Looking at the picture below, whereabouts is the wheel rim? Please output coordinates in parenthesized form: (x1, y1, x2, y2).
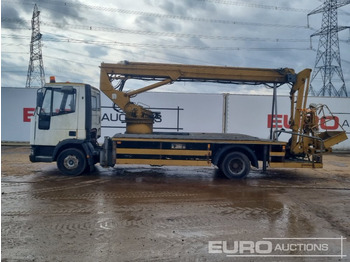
(228, 158, 245, 175)
(63, 155, 79, 170)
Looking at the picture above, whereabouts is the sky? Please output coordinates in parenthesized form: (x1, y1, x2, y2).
(1, 0, 350, 95)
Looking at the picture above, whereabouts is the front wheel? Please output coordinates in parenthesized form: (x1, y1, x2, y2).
(220, 152, 251, 179)
(57, 148, 87, 176)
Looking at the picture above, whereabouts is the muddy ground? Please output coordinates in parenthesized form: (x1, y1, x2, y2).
(1, 146, 350, 261)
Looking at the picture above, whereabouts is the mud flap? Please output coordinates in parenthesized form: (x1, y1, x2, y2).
(100, 137, 116, 167)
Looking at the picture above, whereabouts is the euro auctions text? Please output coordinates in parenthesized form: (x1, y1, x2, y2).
(208, 237, 347, 258)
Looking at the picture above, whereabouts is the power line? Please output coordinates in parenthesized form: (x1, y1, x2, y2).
(2, 51, 28, 54)
(2, 0, 314, 14)
(2, 0, 314, 30)
(5, 19, 349, 45)
(43, 37, 312, 51)
(38, 22, 311, 42)
(2, 15, 312, 31)
(3, 33, 311, 51)
(44, 55, 97, 67)
(1, 32, 312, 45)
(3, 34, 314, 52)
(196, 0, 312, 13)
(1, 33, 316, 52)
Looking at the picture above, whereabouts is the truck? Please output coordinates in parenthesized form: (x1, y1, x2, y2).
(29, 62, 348, 178)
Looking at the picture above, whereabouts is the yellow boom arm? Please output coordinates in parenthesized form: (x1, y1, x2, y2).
(100, 61, 347, 157)
(100, 61, 297, 133)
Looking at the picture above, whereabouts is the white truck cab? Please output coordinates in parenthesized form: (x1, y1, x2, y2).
(30, 79, 102, 175)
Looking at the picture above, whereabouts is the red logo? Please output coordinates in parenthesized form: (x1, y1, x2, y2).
(320, 116, 339, 130)
(23, 108, 35, 122)
(267, 114, 290, 129)
(268, 114, 340, 130)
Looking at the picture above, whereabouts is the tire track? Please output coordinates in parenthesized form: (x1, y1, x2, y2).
(1, 179, 108, 197)
(34, 191, 198, 200)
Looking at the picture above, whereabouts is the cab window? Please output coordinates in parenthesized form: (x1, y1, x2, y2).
(52, 89, 76, 115)
(40, 87, 76, 116)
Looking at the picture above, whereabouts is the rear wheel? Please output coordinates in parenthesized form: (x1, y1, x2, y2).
(220, 152, 250, 179)
(57, 148, 86, 176)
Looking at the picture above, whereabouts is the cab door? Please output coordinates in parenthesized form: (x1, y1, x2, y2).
(31, 86, 80, 146)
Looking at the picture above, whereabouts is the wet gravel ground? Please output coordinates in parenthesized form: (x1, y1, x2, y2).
(1, 146, 350, 261)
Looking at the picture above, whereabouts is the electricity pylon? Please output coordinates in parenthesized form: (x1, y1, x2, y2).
(308, 0, 350, 97)
(25, 4, 45, 88)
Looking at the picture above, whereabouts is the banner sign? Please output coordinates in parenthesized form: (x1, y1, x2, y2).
(2, 87, 349, 150)
(99, 92, 223, 138)
(226, 95, 349, 150)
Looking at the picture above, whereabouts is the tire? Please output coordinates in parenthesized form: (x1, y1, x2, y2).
(57, 148, 87, 176)
(220, 152, 251, 179)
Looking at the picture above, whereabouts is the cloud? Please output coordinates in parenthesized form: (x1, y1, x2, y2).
(36, 1, 86, 24)
(1, 5, 27, 29)
(1, 0, 349, 95)
(84, 45, 108, 57)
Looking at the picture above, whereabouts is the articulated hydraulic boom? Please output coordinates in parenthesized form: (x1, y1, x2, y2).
(100, 61, 347, 159)
(100, 61, 297, 132)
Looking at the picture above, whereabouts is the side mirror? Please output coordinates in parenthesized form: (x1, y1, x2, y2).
(36, 89, 44, 107)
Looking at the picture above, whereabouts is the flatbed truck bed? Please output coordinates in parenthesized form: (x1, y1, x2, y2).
(111, 132, 314, 175)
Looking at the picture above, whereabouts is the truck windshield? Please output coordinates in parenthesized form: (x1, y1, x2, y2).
(40, 87, 76, 116)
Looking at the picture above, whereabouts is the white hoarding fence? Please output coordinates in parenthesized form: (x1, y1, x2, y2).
(2, 87, 349, 150)
(225, 95, 349, 150)
(1, 87, 37, 142)
(100, 92, 223, 138)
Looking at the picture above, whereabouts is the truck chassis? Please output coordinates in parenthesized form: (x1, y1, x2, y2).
(107, 132, 320, 179)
